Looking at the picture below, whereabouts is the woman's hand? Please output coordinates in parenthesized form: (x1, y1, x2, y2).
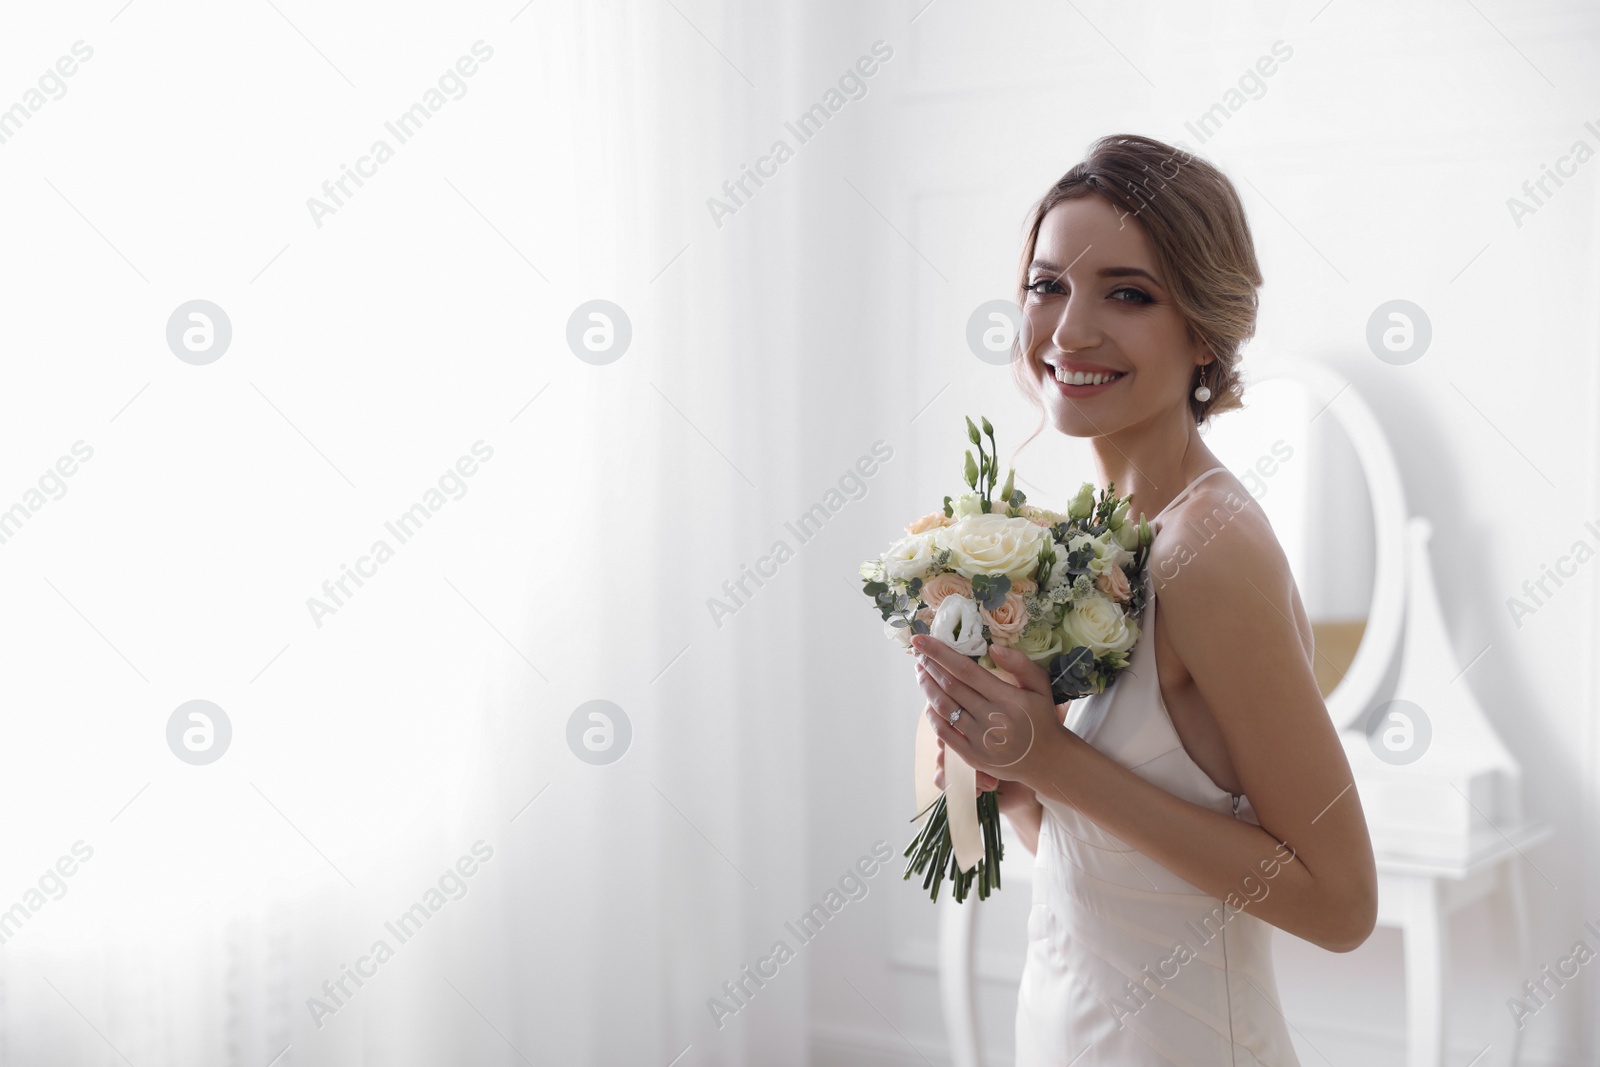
(932, 729, 1038, 816)
(913, 635, 1075, 796)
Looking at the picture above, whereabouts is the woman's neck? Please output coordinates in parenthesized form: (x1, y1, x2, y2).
(1089, 423, 1218, 525)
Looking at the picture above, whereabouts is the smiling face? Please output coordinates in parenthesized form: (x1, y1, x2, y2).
(1019, 194, 1213, 438)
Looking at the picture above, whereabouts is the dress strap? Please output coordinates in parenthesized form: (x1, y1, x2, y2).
(1148, 465, 1230, 523)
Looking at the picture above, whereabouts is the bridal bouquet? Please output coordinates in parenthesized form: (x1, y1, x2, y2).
(858, 415, 1153, 902)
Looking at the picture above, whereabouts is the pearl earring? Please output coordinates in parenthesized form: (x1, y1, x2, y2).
(1193, 365, 1212, 403)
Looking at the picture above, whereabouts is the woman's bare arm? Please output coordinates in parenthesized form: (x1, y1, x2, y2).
(1028, 515, 1377, 952)
(917, 509, 1377, 951)
(1003, 793, 1044, 855)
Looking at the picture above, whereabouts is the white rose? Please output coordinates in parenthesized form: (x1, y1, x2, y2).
(1016, 619, 1064, 665)
(936, 513, 1049, 582)
(882, 533, 938, 582)
(1060, 594, 1139, 657)
(928, 594, 988, 657)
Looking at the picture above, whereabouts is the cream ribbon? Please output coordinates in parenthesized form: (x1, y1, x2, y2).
(913, 662, 1020, 874)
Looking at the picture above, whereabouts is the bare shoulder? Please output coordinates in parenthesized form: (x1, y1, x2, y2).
(1148, 474, 1278, 579)
(1148, 472, 1313, 667)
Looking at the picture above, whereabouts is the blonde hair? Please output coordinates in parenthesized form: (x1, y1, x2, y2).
(1010, 133, 1262, 437)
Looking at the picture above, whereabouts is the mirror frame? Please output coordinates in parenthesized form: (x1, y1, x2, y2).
(1244, 359, 1407, 731)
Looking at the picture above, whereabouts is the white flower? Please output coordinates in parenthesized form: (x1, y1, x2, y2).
(882, 533, 939, 582)
(1016, 619, 1064, 665)
(950, 491, 988, 519)
(1067, 531, 1134, 577)
(1111, 518, 1141, 551)
(1099, 535, 1135, 573)
(928, 594, 988, 657)
(935, 513, 1050, 582)
(1060, 593, 1139, 658)
(1043, 547, 1073, 589)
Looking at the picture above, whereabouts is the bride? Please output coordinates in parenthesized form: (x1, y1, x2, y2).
(915, 133, 1377, 1065)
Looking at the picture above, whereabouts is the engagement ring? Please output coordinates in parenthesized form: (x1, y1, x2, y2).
(948, 707, 963, 725)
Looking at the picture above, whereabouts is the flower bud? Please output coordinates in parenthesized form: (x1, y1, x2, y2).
(1068, 483, 1095, 520)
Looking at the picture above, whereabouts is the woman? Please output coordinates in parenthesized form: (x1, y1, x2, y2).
(916, 133, 1377, 1065)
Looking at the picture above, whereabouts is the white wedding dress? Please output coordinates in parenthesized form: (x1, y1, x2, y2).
(1014, 466, 1302, 1066)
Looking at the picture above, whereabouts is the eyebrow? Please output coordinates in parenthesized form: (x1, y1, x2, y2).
(1028, 261, 1162, 286)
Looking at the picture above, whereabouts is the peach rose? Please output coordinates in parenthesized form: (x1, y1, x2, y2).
(1095, 566, 1133, 604)
(919, 572, 973, 609)
(1010, 576, 1037, 597)
(979, 590, 1030, 644)
(1017, 505, 1059, 529)
(905, 510, 952, 535)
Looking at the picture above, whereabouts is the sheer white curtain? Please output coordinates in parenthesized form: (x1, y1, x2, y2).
(0, 1, 811, 1064)
(473, 2, 811, 1064)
